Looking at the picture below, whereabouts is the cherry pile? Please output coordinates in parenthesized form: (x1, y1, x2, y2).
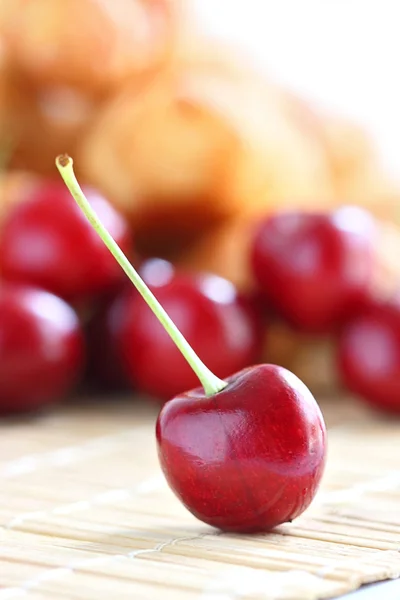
(0, 177, 399, 416)
(252, 207, 400, 414)
(0, 177, 262, 414)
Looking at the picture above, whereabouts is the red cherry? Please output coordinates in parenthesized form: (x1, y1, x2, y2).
(251, 207, 376, 332)
(337, 297, 400, 413)
(56, 155, 327, 532)
(111, 258, 263, 401)
(156, 363, 327, 532)
(0, 284, 85, 414)
(0, 179, 132, 303)
(84, 289, 129, 393)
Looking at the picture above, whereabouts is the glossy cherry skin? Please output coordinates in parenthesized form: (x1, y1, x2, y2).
(251, 207, 376, 332)
(0, 284, 85, 414)
(0, 179, 132, 303)
(110, 258, 263, 401)
(337, 297, 400, 413)
(156, 363, 327, 532)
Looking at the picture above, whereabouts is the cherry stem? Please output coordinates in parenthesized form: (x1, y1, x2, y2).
(56, 155, 228, 397)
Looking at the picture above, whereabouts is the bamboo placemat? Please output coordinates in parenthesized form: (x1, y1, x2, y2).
(0, 395, 399, 600)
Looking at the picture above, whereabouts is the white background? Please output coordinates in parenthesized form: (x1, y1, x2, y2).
(192, 0, 400, 180)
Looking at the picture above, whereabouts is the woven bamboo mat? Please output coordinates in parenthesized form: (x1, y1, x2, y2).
(0, 395, 399, 600)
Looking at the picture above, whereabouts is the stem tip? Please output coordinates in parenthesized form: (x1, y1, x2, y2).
(56, 154, 72, 169)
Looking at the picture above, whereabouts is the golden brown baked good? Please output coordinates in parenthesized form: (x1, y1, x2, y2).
(174, 216, 258, 292)
(78, 52, 244, 229)
(79, 46, 335, 246)
(0, 169, 40, 226)
(264, 321, 338, 393)
(0, 0, 183, 175)
(302, 108, 400, 219)
(281, 91, 400, 216)
(0, 37, 8, 142)
(0, 0, 177, 95)
(1, 67, 98, 176)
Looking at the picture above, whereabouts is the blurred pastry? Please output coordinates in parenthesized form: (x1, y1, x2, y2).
(300, 106, 400, 219)
(264, 321, 338, 393)
(0, 169, 40, 226)
(1, 68, 98, 176)
(175, 216, 257, 292)
(79, 45, 335, 247)
(0, 36, 8, 144)
(0, 0, 177, 95)
(282, 91, 400, 216)
(322, 115, 400, 219)
(79, 51, 241, 229)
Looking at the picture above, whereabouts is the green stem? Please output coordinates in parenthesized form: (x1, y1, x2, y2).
(56, 155, 227, 397)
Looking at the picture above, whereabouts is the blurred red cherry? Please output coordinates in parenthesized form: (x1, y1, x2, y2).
(110, 258, 263, 401)
(84, 288, 129, 393)
(251, 207, 376, 332)
(0, 179, 133, 303)
(337, 295, 400, 413)
(0, 283, 85, 414)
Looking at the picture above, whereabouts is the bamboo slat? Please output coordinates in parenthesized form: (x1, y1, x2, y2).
(0, 395, 399, 600)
